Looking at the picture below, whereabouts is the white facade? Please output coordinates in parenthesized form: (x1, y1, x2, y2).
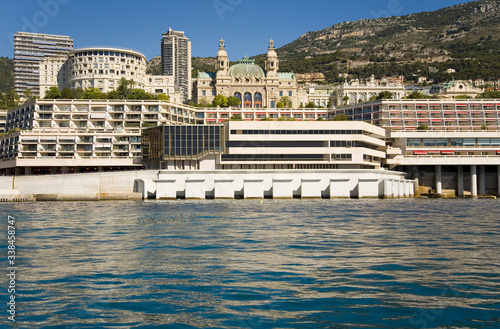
(333, 77, 406, 106)
(38, 47, 178, 100)
(161, 29, 192, 102)
(14, 32, 73, 98)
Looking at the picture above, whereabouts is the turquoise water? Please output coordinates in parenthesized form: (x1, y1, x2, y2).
(1, 199, 499, 328)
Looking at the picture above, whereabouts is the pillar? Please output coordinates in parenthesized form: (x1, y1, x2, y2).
(62, 167, 69, 174)
(25, 167, 32, 176)
(14, 168, 21, 176)
(478, 166, 486, 196)
(435, 165, 442, 194)
(74, 167, 80, 174)
(412, 165, 419, 180)
(457, 166, 464, 197)
(471, 165, 477, 197)
(497, 166, 500, 196)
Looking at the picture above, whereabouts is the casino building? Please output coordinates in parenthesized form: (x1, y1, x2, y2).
(193, 39, 299, 108)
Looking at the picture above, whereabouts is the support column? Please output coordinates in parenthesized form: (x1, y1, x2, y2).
(498, 165, 500, 196)
(435, 165, 442, 194)
(25, 167, 32, 176)
(412, 165, 419, 180)
(457, 166, 464, 197)
(62, 167, 69, 174)
(478, 166, 486, 196)
(74, 167, 80, 174)
(471, 165, 477, 197)
(14, 168, 21, 176)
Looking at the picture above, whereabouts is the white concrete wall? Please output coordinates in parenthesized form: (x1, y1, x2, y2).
(1, 170, 158, 200)
(156, 169, 412, 199)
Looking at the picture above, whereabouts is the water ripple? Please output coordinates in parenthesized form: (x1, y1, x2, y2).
(0, 199, 499, 328)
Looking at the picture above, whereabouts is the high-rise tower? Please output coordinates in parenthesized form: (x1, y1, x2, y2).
(161, 28, 192, 103)
(14, 32, 73, 98)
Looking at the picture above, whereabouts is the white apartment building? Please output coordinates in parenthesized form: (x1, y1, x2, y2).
(142, 121, 386, 170)
(0, 99, 202, 175)
(14, 32, 73, 98)
(332, 77, 406, 106)
(332, 99, 500, 196)
(161, 29, 192, 103)
(38, 47, 178, 101)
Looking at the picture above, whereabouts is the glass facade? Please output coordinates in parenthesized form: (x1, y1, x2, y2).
(163, 125, 224, 158)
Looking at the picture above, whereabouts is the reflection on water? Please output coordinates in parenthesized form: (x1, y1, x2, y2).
(1, 199, 499, 328)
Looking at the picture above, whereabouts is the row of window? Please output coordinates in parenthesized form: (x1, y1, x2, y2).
(230, 129, 364, 135)
(407, 138, 500, 147)
(221, 154, 325, 161)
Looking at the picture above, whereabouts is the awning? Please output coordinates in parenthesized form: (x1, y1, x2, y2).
(413, 151, 427, 155)
(427, 150, 440, 154)
(497, 151, 500, 155)
(441, 150, 455, 154)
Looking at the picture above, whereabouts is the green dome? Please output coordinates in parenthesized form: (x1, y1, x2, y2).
(228, 55, 265, 77)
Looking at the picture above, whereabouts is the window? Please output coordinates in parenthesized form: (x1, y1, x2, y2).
(407, 139, 421, 147)
(463, 139, 476, 147)
(279, 91, 283, 97)
(288, 91, 292, 97)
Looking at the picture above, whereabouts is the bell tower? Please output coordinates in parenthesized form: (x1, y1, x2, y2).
(265, 39, 278, 77)
(217, 38, 229, 76)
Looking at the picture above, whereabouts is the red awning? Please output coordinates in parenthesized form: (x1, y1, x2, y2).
(444, 111, 455, 114)
(431, 119, 443, 121)
(427, 150, 440, 154)
(441, 150, 455, 154)
(497, 150, 500, 155)
(413, 151, 427, 155)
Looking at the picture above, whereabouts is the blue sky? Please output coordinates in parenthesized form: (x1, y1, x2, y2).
(1, 0, 473, 60)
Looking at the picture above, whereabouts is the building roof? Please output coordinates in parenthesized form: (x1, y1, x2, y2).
(198, 71, 216, 79)
(278, 72, 295, 80)
(228, 55, 265, 77)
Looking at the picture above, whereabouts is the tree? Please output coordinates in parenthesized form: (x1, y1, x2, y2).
(476, 91, 500, 99)
(280, 96, 292, 108)
(332, 113, 348, 121)
(276, 101, 284, 108)
(227, 96, 240, 107)
(156, 93, 170, 101)
(24, 88, 33, 102)
(305, 101, 316, 108)
(107, 90, 120, 99)
(375, 91, 394, 100)
(44, 86, 61, 99)
(228, 114, 243, 121)
(212, 94, 228, 107)
(6, 90, 20, 108)
(61, 88, 72, 99)
(342, 95, 350, 105)
(71, 88, 85, 99)
(128, 89, 153, 100)
(0, 92, 6, 109)
(83, 87, 105, 99)
(406, 91, 427, 99)
(116, 77, 134, 99)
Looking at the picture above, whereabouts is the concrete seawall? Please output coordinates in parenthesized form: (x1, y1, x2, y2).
(0, 170, 159, 201)
(139, 169, 415, 200)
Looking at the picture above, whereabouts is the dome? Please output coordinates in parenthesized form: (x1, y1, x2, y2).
(228, 55, 265, 77)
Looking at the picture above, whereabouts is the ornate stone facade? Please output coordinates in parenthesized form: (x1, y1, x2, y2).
(193, 39, 298, 108)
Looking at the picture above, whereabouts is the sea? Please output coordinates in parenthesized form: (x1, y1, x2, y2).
(1, 199, 499, 328)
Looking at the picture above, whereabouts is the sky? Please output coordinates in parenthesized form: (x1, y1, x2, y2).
(0, 0, 474, 61)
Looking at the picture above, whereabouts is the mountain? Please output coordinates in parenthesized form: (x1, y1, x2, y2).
(272, 0, 500, 83)
(0, 57, 14, 93)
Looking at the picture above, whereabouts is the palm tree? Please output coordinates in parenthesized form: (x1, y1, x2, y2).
(24, 88, 33, 102)
(6, 90, 20, 108)
(117, 78, 135, 99)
